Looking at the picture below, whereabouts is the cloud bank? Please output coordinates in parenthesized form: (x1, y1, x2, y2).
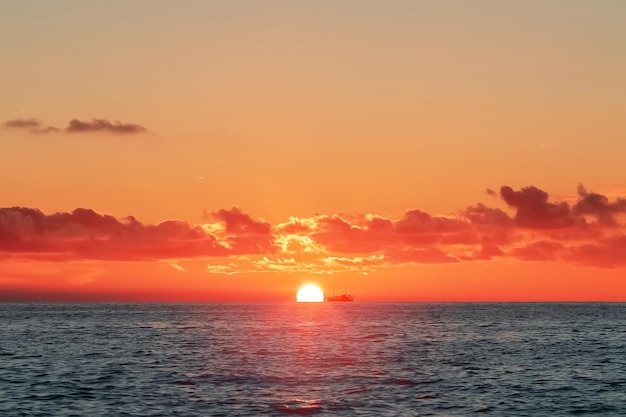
(3, 118, 147, 135)
(1, 185, 625, 272)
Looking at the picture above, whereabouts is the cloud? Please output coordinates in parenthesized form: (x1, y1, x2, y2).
(2, 118, 147, 135)
(65, 119, 147, 134)
(312, 215, 388, 253)
(509, 240, 564, 261)
(500, 185, 581, 229)
(308, 210, 477, 255)
(573, 184, 626, 226)
(0, 206, 270, 261)
(564, 235, 626, 268)
(384, 247, 460, 264)
(463, 204, 513, 228)
(213, 206, 271, 235)
(1, 184, 625, 270)
(206, 254, 385, 275)
(395, 209, 470, 235)
(3, 119, 43, 129)
(211, 207, 276, 254)
(468, 244, 505, 260)
(167, 262, 186, 272)
(2, 118, 60, 134)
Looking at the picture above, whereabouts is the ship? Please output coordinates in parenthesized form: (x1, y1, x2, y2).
(326, 287, 354, 302)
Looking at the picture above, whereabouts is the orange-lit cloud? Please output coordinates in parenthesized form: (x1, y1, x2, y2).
(565, 235, 626, 268)
(1, 185, 625, 273)
(0, 207, 228, 261)
(2, 118, 147, 134)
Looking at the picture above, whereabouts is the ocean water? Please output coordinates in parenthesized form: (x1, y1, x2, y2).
(1, 303, 625, 416)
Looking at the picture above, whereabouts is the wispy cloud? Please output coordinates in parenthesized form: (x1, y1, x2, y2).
(65, 119, 147, 134)
(2, 118, 60, 134)
(3, 118, 148, 135)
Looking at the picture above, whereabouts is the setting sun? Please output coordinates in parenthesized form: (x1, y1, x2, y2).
(296, 285, 324, 302)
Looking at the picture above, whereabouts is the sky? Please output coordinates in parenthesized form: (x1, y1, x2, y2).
(1, 1, 625, 301)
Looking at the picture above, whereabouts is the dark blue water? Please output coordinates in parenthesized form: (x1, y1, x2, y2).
(1, 303, 625, 416)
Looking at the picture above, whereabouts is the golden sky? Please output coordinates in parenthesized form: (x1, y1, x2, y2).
(1, 1, 625, 301)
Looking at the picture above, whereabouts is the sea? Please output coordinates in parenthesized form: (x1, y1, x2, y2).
(1, 303, 625, 416)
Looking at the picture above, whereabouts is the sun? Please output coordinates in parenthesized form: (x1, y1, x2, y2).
(296, 284, 324, 302)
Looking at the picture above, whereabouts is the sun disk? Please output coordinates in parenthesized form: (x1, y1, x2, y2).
(296, 284, 324, 302)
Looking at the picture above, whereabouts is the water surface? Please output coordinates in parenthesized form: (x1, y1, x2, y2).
(1, 303, 625, 416)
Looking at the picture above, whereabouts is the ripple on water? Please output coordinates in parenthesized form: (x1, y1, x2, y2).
(273, 399, 324, 415)
(1, 303, 626, 416)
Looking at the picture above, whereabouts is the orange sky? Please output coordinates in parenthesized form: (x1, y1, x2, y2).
(1, 1, 625, 301)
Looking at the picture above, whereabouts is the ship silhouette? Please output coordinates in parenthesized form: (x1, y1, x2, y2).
(326, 286, 354, 302)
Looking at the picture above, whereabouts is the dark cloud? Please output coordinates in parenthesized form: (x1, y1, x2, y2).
(2, 118, 147, 135)
(0, 207, 262, 261)
(213, 207, 271, 235)
(500, 185, 581, 229)
(3, 119, 42, 129)
(212, 207, 276, 254)
(395, 209, 469, 234)
(463, 204, 513, 227)
(65, 119, 147, 134)
(573, 184, 626, 226)
(2, 119, 59, 134)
